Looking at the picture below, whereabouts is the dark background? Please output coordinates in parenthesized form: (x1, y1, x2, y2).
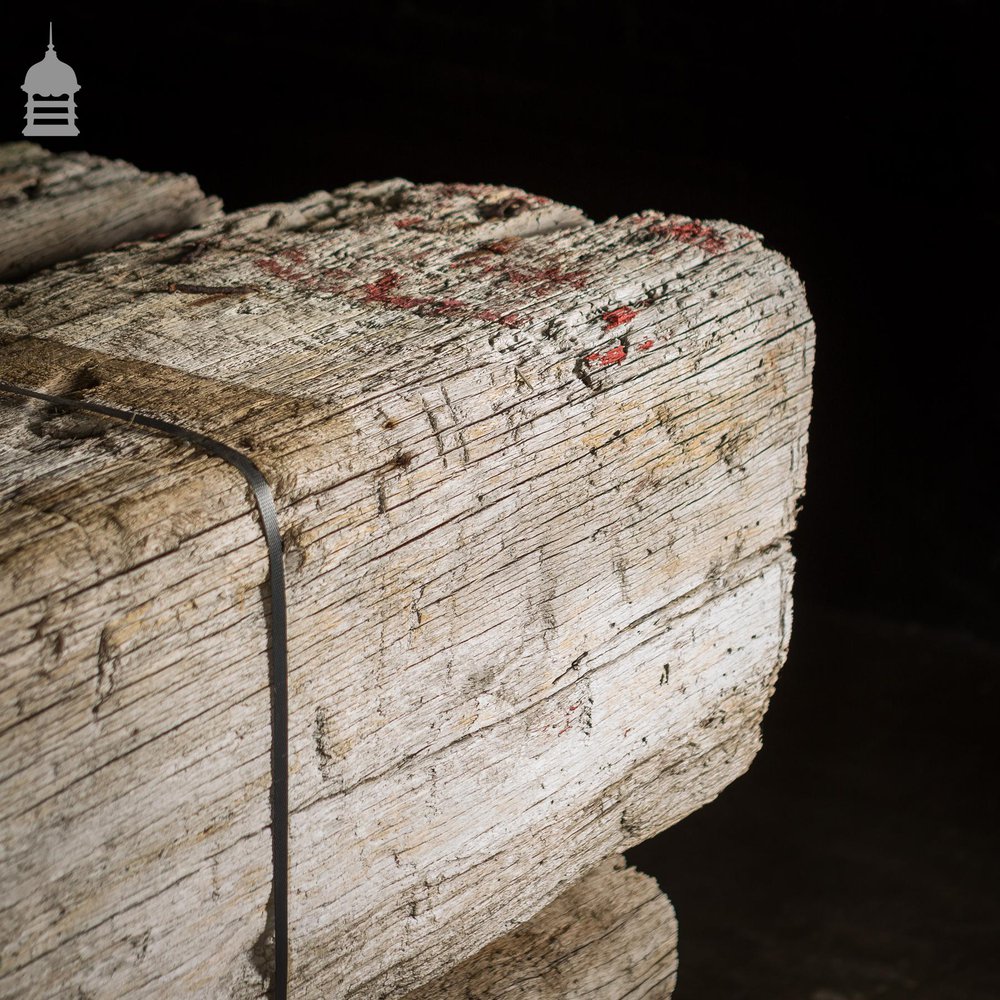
(3, 2, 996, 996)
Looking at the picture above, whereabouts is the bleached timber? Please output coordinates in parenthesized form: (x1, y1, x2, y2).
(0, 175, 814, 998)
(0, 142, 221, 282)
(405, 856, 677, 1000)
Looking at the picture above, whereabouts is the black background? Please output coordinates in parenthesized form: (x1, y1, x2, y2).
(3, 2, 997, 997)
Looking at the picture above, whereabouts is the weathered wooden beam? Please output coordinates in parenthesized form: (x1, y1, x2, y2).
(0, 177, 814, 998)
(0, 142, 221, 282)
(405, 856, 677, 1000)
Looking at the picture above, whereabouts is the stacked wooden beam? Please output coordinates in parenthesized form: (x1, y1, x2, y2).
(0, 146, 814, 998)
(405, 856, 677, 1000)
(0, 142, 221, 281)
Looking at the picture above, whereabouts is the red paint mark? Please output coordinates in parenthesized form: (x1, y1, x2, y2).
(602, 306, 639, 330)
(359, 270, 524, 328)
(475, 308, 525, 328)
(503, 263, 589, 296)
(636, 339, 654, 351)
(394, 216, 424, 229)
(586, 344, 627, 367)
(451, 236, 524, 267)
(431, 298, 466, 315)
(363, 272, 467, 315)
(555, 700, 583, 736)
(256, 257, 303, 281)
(258, 249, 528, 331)
(255, 247, 307, 278)
(736, 229, 755, 240)
(254, 247, 350, 294)
(483, 236, 521, 255)
(362, 270, 433, 309)
(452, 256, 590, 293)
(649, 219, 727, 254)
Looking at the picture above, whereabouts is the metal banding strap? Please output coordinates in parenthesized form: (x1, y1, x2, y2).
(0, 380, 290, 1000)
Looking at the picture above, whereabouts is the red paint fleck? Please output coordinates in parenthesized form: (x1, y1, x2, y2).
(254, 247, 347, 292)
(602, 306, 639, 330)
(587, 344, 627, 367)
(648, 219, 727, 254)
(453, 250, 588, 296)
(258, 247, 530, 331)
(483, 236, 522, 255)
(636, 339, 654, 351)
(394, 216, 425, 229)
(255, 247, 308, 280)
(431, 298, 466, 315)
(256, 257, 300, 280)
(736, 229, 755, 241)
(451, 236, 523, 266)
(358, 271, 525, 328)
(362, 270, 433, 309)
(475, 308, 525, 328)
(503, 263, 589, 296)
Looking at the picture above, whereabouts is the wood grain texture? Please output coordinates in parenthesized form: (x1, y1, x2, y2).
(0, 142, 222, 282)
(0, 177, 814, 998)
(405, 855, 677, 1000)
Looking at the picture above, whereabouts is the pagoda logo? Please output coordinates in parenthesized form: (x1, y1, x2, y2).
(22, 24, 81, 137)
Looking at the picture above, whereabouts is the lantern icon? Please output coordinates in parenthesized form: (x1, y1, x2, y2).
(22, 24, 80, 137)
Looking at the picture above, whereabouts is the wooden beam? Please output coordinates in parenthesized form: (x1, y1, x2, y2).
(0, 177, 813, 998)
(406, 856, 677, 1000)
(0, 142, 221, 282)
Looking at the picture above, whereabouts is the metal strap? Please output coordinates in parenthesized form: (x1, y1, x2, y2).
(0, 379, 290, 1000)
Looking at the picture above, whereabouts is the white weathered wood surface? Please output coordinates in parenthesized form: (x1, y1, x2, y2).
(405, 856, 677, 999)
(0, 142, 221, 282)
(0, 176, 814, 998)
